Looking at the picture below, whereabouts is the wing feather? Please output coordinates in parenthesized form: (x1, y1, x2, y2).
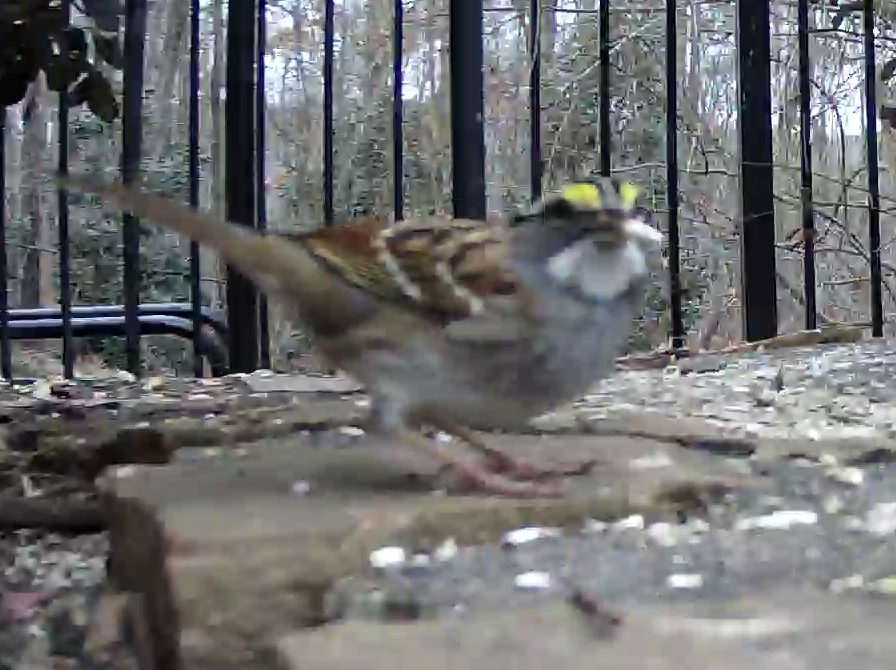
(297, 216, 527, 324)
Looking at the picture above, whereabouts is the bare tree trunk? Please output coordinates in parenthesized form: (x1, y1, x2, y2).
(20, 79, 53, 308)
(207, 0, 226, 307)
(151, 0, 190, 160)
(5, 106, 23, 306)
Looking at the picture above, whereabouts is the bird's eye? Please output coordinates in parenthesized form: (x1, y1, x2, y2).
(510, 195, 576, 225)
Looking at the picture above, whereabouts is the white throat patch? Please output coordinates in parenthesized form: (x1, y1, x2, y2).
(546, 238, 647, 300)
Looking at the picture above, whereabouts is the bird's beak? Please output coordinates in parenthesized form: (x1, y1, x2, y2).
(622, 216, 664, 246)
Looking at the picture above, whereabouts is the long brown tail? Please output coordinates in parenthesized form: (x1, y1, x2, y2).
(58, 173, 311, 295)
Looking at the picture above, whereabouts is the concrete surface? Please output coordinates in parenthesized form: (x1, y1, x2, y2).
(105, 416, 896, 670)
(277, 592, 896, 670)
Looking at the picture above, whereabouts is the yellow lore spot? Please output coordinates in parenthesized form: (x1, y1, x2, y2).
(561, 183, 602, 208)
(619, 181, 640, 209)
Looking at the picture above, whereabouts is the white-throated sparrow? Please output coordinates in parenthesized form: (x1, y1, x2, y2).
(60, 174, 663, 497)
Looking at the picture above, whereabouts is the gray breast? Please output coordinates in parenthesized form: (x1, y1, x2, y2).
(432, 288, 642, 429)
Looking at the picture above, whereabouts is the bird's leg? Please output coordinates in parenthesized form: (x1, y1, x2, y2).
(424, 417, 597, 483)
(364, 399, 563, 497)
(393, 428, 565, 498)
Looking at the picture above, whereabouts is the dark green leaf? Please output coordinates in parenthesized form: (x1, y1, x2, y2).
(68, 74, 91, 106)
(23, 48, 40, 80)
(33, 30, 55, 67)
(82, 0, 121, 33)
(92, 32, 124, 69)
(882, 59, 896, 83)
(0, 41, 40, 106)
(27, 4, 68, 44)
(84, 70, 118, 122)
(44, 54, 79, 91)
(0, 69, 30, 106)
(0, 20, 30, 62)
(62, 27, 88, 56)
(832, 0, 863, 29)
(2, 41, 40, 84)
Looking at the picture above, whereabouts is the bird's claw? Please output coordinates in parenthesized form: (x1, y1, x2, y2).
(480, 451, 598, 483)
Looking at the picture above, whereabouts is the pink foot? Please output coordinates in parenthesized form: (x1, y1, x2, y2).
(480, 449, 598, 483)
(435, 459, 565, 498)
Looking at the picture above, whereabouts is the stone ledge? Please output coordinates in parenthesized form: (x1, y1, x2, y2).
(276, 591, 896, 670)
(111, 432, 754, 669)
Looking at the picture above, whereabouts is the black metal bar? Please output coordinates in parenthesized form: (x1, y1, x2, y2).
(448, 0, 487, 220)
(323, 0, 335, 225)
(6, 316, 228, 377)
(0, 110, 10, 382)
(666, 0, 684, 350)
(256, 0, 270, 368)
(8, 304, 227, 337)
(735, 0, 777, 341)
(598, 0, 610, 176)
(121, 0, 147, 374)
(189, 0, 202, 376)
(529, 0, 542, 200)
(864, 0, 883, 337)
(225, 0, 260, 371)
(798, 0, 817, 331)
(58, 0, 74, 378)
(393, 0, 404, 220)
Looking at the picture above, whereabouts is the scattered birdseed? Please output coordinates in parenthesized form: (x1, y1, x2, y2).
(502, 526, 561, 547)
(826, 466, 864, 487)
(667, 573, 704, 589)
(658, 616, 803, 639)
(410, 554, 431, 568)
(629, 451, 673, 469)
(144, 377, 166, 391)
(645, 522, 702, 547)
(734, 510, 818, 531)
(112, 466, 137, 479)
(369, 546, 407, 569)
(514, 571, 552, 590)
(861, 502, 896, 535)
(290, 480, 311, 496)
(434, 537, 458, 562)
(867, 576, 896, 595)
(583, 519, 609, 533)
(614, 514, 645, 531)
(829, 574, 865, 593)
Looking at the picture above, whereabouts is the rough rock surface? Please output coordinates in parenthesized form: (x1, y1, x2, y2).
(5, 340, 896, 669)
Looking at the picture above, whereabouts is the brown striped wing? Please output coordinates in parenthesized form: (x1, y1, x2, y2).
(295, 216, 525, 324)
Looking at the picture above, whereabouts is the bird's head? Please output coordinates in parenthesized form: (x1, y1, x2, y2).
(510, 178, 664, 301)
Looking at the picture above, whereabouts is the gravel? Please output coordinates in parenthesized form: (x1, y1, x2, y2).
(0, 530, 121, 669)
(6, 339, 896, 666)
(582, 340, 896, 442)
(340, 457, 896, 621)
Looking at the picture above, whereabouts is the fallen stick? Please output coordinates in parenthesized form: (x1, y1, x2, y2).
(1, 427, 175, 481)
(616, 324, 865, 370)
(105, 494, 183, 670)
(0, 496, 106, 531)
(2, 401, 366, 479)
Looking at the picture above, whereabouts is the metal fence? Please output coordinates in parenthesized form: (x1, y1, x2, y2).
(0, 0, 887, 381)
